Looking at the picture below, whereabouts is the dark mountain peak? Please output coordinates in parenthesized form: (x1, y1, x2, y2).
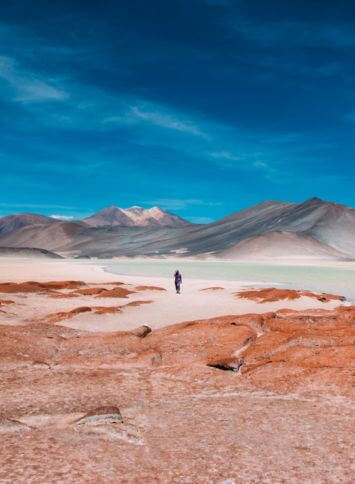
(99, 205, 121, 213)
(256, 200, 286, 206)
(301, 197, 349, 211)
(84, 205, 131, 227)
(0, 212, 57, 236)
(1, 212, 55, 221)
(216, 199, 293, 224)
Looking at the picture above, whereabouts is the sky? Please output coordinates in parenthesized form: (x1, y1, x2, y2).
(1, 0, 354, 223)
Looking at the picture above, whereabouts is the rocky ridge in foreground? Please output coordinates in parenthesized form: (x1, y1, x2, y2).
(0, 290, 353, 482)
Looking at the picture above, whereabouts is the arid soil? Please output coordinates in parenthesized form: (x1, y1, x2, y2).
(0, 275, 344, 333)
(200, 286, 225, 291)
(0, 280, 156, 330)
(237, 287, 346, 303)
(0, 282, 354, 483)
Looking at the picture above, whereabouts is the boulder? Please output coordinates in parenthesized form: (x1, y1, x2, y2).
(131, 325, 152, 338)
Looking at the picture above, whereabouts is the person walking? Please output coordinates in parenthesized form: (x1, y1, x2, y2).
(174, 270, 182, 294)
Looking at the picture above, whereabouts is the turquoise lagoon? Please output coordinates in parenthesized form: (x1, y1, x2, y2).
(101, 259, 355, 303)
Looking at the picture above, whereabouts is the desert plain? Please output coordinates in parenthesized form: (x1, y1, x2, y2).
(0, 258, 354, 483)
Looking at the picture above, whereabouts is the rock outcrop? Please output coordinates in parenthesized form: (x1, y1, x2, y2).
(0, 280, 85, 293)
(131, 325, 152, 338)
(0, 287, 353, 482)
(75, 406, 123, 425)
(237, 287, 345, 303)
(134, 285, 166, 291)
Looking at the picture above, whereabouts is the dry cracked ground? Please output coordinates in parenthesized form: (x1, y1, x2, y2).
(0, 281, 354, 483)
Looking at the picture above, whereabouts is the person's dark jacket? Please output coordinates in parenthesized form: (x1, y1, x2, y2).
(174, 272, 182, 285)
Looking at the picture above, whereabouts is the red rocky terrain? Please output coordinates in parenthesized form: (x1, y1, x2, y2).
(200, 286, 225, 291)
(237, 287, 346, 303)
(0, 280, 86, 293)
(134, 285, 166, 291)
(0, 284, 353, 482)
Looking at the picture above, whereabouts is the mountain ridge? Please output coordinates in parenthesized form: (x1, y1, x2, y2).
(0, 198, 354, 260)
(84, 205, 190, 227)
(0, 213, 57, 236)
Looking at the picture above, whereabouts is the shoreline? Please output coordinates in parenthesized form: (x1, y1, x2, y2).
(0, 258, 347, 333)
(100, 258, 355, 304)
(98, 256, 355, 270)
(2, 254, 355, 270)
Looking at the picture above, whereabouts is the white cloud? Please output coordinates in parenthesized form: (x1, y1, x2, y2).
(209, 151, 241, 162)
(129, 106, 207, 138)
(0, 55, 68, 103)
(210, 150, 277, 176)
(253, 160, 268, 169)
(0, 202, 76, 210)
(144, 198, 222, 210)
(50, 214, 75, 220)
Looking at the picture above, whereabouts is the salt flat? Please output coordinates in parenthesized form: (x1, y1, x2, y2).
(0, 258, 347, 332)
(0, 257, 353, 482)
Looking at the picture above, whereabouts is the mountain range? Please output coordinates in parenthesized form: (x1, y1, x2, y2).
(0, 198, 354, 261)
(84, 205, 189, 227)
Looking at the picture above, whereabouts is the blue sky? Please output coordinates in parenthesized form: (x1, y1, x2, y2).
(0, 0, 354, 222)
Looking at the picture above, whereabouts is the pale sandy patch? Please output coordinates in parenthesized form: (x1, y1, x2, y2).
(0, 259, 117, 283)
(58, 276, 339, 332)
(0, 259, 342, 333)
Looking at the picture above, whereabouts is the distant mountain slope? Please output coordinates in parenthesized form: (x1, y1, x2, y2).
(297, 198, 355, 256)
(0, 221, 88, 251)
(150, 198, 355, 259)
(0, 198, 354, 260)
(0, 213, 57, 236)
(84, 206, 134, 227)
(58, 226, 191, 257)
(84, 205, 190, 227)
(0, 247, 63, 259)
(217, 231, 349, 261)
(0, 222, 190, 257)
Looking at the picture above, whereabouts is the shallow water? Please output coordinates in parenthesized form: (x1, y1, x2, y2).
(103, 259, 355, 302)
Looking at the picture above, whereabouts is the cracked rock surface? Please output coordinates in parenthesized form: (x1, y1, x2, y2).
(0, 284, 354, 482)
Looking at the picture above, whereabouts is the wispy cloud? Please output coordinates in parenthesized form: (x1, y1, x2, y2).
(129, 106, 207, 138)
(0, 55, 68, 102)
(209, 150, 257, 169)
(209, 149, 285, 182)
(50, 214, 75, 220)
(209, 151, 241, 162)
(143, 198, 222, 210)
(0, 202, 76, 210)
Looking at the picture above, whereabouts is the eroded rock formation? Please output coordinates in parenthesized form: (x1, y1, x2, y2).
(237, 287, 346, 303)
(0, 284, 353, 482)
